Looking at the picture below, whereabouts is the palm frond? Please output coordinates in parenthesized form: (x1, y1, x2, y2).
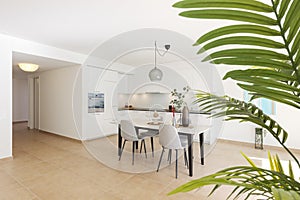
(268, 151, 276, 171)
(169, 151, 300, 199)
(172, 1, 300, 199)
(282, 0, 300, 32)
(168, 166, 300, 199)
(194, 90, 300, 167)
(272, 188, 300, 200)
(198, 36, 285, 53)
(211, 57, 291, 70)
(173, 0, 274, 12)
(202, 49, 290, 62)
(173, 0, 300, 106)
(194, 24, 281, 46)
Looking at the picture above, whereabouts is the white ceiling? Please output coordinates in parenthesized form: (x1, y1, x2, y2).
(1, 0, 227, 77)
(0, 0, 224, 54)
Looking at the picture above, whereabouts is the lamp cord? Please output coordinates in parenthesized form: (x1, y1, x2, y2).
(154, 41, 170, 69)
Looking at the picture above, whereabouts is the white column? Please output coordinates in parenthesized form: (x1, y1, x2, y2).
(0, 35, 13, 159)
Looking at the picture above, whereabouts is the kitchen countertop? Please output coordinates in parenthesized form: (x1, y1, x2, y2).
(118, 107, 211, 115)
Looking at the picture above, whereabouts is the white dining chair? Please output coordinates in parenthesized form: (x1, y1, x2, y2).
(156, 124, 188, 178)
(138, 130, 158, 157)
(119, 120, 153, 165)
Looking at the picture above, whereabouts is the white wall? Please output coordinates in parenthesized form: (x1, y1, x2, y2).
(82, 65, 104, 140)
(39, 65, 81, 139)
(0, 35, 12, 159)
(81, 65, 119, 140)
(13, 78, 29, 122)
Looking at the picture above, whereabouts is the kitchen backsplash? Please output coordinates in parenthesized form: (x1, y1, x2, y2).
(118, 93, 170, 109)
(118, 92, 198, 111)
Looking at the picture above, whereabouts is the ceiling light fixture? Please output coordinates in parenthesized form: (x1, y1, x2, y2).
(148, 41, 170, 81)
(18, 63, 39, 72)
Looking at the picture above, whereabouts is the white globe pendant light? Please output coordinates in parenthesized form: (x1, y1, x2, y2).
(148, 41, 170, 81)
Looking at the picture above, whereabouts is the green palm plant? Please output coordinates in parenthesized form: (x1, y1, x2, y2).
(169, 152, 300, 199)
(169, 0, 300, 199)
(173, 0, 300, 108)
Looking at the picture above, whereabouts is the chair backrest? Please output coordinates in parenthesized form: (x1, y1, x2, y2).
(120, 120, 139, 141)
(158, 124, 183, 149)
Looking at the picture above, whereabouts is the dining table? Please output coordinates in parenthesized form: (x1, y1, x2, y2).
(118, 120, 210, 177)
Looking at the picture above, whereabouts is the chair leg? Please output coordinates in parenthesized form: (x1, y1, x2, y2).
(132, 141, 135, 165)
(140, 140, 143, 154)
(151, 137, 154, 157)
(119, 140, 127, 161)
(168, 149, 172, 164)
(157, 147, 165, 172)
(184, 148, 189, 168)
(143, 139, 147, 158)
(167, 150, 170, 161)
(175, 149, 178, 179)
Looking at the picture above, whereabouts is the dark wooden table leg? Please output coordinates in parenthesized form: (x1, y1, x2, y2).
(151, 137, 154, 157)
(118, 124, 122, 156)
(199, 133, 204, 165)
(187, 134, 193, 177)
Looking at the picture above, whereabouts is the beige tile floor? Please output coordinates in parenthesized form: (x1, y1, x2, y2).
(0, 123, 299, 200)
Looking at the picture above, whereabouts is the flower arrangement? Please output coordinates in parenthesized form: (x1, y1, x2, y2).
(170, 86, 190, 111)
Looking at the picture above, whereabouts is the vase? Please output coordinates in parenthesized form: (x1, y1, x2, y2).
(182, 105, 189, 127)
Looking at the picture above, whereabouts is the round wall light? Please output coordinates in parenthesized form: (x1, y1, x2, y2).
(18, 63, 39, 72)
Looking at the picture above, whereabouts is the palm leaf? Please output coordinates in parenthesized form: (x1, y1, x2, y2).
(295, 50, 300, 66)
(178, 9, 277, 25)
(278, 0, 291, 19)
(203, 48, 289, 62)
(272, 188, 300, 200)
(194, 24, 281, 46)
(173, 0, 273, 12)
(173, 0, 300, 103)
(223, 69, 297, 82)
(169, 166, 300, 199)
(194, 91, 299, 167)
(282, 0, 300, 32)
(274, 154, 284, 173)
(199, 36, 285, 53)
(249, 93, 300, 110)
(268, 151, 275, 171)
(226, 77, 300, 93)
(172, 0, 300, 198)
(291, 31, 300, 56)
(287, 18, 300, 44)
(211, 57, 291, 70)
(237, 84, 300, 109)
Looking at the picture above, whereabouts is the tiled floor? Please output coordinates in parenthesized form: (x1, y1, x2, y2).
(0, 123, 299, 200)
